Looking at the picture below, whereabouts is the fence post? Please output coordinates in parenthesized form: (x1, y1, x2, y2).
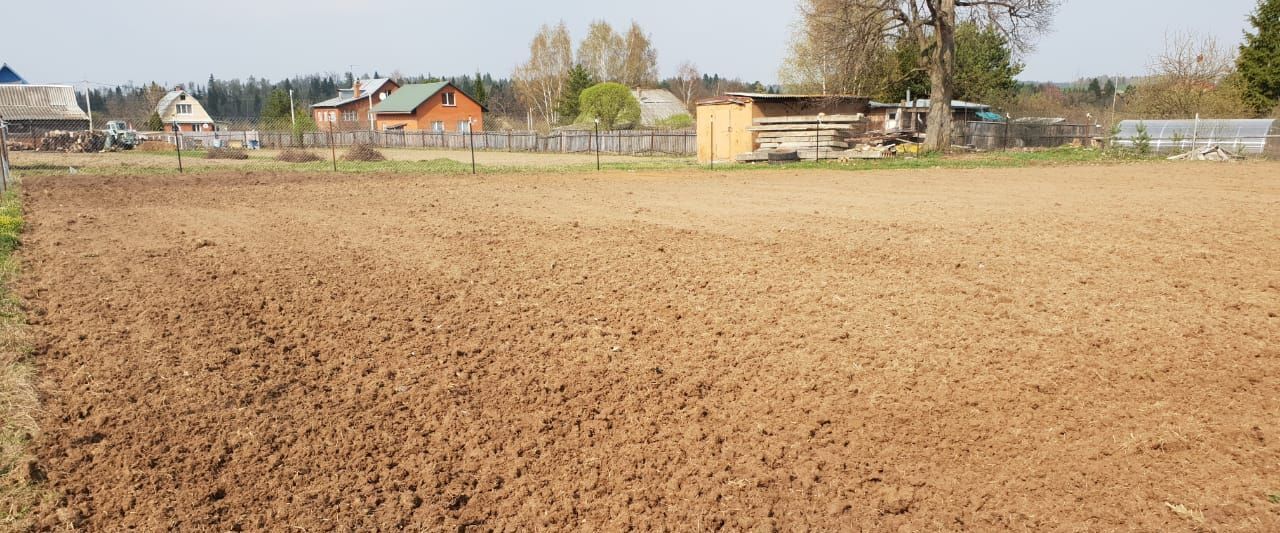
(173, 123, 184, 174)
(0, 115, 10, 192)
(1003, 117, 1012, 151)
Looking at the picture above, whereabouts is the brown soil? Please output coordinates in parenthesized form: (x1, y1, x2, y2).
(342, 144, 386, 162)
(19, 163, 1280, 531)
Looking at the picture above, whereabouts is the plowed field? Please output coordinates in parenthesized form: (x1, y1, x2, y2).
(20, 163, 1280, 530)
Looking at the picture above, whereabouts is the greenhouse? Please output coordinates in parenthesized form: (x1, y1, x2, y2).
(1113, 118, 1278, 156)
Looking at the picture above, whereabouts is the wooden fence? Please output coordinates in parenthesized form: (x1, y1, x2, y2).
(953, 121, 1098, 150)
(166, 129, 696, 156)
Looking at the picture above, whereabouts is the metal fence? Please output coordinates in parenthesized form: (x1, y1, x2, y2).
(953, 121, 1098, 150)
(156, 127, 696, 156)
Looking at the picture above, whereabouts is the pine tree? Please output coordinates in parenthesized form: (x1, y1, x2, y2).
(555, 65, 595, 125)
(1239, 0, 1280, 114)
(260, 89, 293, 127)
(1103, 79, 1117, 102)
(145, 111, 164, 131)
(1087, 78, 1103, 103)
(473, 71, 489, 106)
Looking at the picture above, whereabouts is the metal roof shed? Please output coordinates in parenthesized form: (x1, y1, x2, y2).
(1115, 119, 1279, 156)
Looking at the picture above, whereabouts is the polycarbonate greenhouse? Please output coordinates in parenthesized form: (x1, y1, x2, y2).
(1113, 119, 1278, 156)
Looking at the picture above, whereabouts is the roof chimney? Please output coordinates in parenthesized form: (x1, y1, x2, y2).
(353, 80, 362, 99)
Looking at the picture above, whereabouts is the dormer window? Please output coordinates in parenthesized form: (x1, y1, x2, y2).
(442, 92, 456, 106)
(177, 104, 192, 114)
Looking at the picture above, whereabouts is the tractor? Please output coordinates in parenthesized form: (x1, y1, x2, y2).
(101, 120, 141, 151)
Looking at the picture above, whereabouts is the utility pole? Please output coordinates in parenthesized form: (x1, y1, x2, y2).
(84, 85, 94, 131)
(289, 89, 296, 129)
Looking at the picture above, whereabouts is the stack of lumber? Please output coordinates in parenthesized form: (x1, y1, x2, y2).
(736, 114, 869, 162)
(37, 131, 105, 152)
(1167, 144, 1240, 161)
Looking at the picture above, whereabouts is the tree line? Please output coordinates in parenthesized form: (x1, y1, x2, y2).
(512, 19, 772, 130)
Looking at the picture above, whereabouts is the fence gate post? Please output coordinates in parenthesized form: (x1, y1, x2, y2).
(0, 116, 10, 191)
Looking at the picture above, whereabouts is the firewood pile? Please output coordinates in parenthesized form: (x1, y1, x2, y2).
(37, 130, 105, 152)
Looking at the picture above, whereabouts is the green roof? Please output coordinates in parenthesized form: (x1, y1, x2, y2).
(371, 81, 488, 114)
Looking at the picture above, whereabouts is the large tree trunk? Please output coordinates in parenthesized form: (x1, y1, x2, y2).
(923, 0, 957, 153)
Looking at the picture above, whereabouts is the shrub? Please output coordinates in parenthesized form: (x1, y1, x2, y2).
(341, 144, 386, 162)
(655, 114, 693, 129)
(276, 149, 324, 163)
(576, 82, 641, 129)
(205, 147, 249, 160)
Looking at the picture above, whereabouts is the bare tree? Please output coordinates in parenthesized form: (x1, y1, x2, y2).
(1128, 31, 1247, 118)
(577, 21, 625, 83)
(835, 0, 1057, 151)
(620, 22, 659, 87)
(514, 22, 574, 129)
(780, 0, 893, 96)
(674, 61, 702, 111)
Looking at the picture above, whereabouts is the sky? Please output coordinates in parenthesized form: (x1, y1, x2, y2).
(1, 0, 1263, 89)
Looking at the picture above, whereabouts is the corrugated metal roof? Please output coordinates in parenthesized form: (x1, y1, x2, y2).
(871, 99, 991, 111)
(312, 78, 393, 108)
(725, 92, 869, 101)
(0, 84, 89, 121)
(633, 88, 689, 125)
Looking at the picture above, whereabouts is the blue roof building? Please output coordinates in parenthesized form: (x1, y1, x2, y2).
(0, 64, 28, 85)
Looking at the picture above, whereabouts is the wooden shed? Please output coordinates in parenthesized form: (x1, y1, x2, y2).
(695, 92, 871, 163)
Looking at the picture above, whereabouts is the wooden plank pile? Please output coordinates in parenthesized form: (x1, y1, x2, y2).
(1167, 144, 1241, 161)
(736, 114, 877, 162)
(37, 131, 105, 152)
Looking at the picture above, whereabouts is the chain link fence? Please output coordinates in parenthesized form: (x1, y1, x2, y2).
(0, 116, 696, 157)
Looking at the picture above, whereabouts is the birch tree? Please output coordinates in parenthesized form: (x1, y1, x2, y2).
(513, 22, 573, 128)
(577, 21, 626, 83)
(674, 61, 702, 111)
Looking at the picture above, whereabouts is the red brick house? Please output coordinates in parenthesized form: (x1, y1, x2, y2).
(372, 81, 485, 132)
(312, 78, 399, 131)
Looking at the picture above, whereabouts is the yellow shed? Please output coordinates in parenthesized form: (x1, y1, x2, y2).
(696, 93, 872, 164)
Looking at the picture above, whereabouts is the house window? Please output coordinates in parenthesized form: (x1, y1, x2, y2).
(177, 104, 192, 114)
(442, 92, 456, 106)
(457, 120, 471, 133)
(342, 110, 357, 122)
(432, 121, 444, 132)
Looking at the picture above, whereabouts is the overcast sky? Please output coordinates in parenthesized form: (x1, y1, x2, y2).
(3, 0, 1262, 88)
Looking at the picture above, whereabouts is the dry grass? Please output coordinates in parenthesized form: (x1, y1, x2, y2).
(276, 149, 324, 163)
(341, 144, 386, 162)
(205, 147, 249, 160)
(0, 187, 41, 529)
(134, 140, 173, 152)
(1164, 502, 1206, 524)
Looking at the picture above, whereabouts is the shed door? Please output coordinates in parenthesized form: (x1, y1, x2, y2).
(706, 105, 735, 162)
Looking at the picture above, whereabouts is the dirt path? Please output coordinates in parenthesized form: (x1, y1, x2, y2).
(19, 163, 1280, 530)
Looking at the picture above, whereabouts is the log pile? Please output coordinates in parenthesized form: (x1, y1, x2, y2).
(37, 130, 105, 152)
